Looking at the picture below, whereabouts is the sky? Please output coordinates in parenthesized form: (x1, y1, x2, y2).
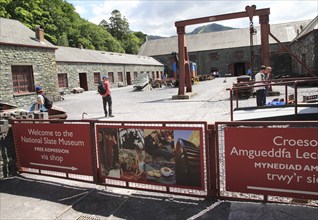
(66, 0, 318, 37)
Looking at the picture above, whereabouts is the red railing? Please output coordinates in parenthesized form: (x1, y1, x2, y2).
(228, 77, 318, 121)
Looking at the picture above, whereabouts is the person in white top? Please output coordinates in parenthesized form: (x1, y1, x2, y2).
(254, 66, 266, 106)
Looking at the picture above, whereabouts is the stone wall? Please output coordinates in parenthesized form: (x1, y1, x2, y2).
(290, 31, 318, 76)
(153, 44, 294, 77)
(0, 45, 61, 108)
(57, 62, 164, 93)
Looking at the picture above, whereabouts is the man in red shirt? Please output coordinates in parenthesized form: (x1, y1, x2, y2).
(101, 76, 114, 117)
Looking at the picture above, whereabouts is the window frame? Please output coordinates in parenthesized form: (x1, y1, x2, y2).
(94, 72, 101, 84)
(11, 65, 35, 95)
(57, 73, 69, 88)
(108, 72, 114, 83)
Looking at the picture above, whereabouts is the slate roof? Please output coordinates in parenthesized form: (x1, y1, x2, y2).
(291, 16, 318, 43)
(55, 46, 163, 66)
(0, 17, 56, 49)
(0, 17, 163, 66)
(138, 19, 312, 56)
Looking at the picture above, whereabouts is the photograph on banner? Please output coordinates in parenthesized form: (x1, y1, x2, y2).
(96, 126, 203, 188)
(119, 128, 144, 150)
(174, 129, 202, 187)
(97, 128, 119, 177)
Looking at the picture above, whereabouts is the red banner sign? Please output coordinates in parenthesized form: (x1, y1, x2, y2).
(13, 122, 94, 179)
(224, 127, 318, 200)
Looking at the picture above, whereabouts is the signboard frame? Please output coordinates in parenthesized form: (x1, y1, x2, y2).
(94, 121, 208, 197)
(12, 120, 96, 183)
(216, 121, 318, 200)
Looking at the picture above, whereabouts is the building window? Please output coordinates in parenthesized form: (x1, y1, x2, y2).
(118, 72, 123, 82)
(108, 72, 114, 83)
(94, 72, 101, 84)
(152, 71, 155, 79)
(58, 73, 68, 88)
(11, 65, 35, 94)
(235, 50, 244, 59)
(210, 53, 219, 61)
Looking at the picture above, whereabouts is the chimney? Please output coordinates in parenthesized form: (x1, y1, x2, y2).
(35, 26, 45, 42)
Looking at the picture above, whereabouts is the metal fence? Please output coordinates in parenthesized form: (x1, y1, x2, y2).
(11, 119, 318, 203)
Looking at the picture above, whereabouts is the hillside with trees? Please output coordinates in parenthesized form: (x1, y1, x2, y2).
(0, 0, 233, 54)
(0, 0, 144, 54)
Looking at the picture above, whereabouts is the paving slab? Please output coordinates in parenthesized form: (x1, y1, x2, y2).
(1, 171, 317, 220)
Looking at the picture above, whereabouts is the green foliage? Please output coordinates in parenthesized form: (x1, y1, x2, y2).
(107, 9, 130, 41)
(0, 0, 148, 54)
(99, 10, 146, 54)
(0, 0, 13, 18)
(121, 33, 141, 54)
(133, 31, 147, 44)
(57, 32, 69, 46)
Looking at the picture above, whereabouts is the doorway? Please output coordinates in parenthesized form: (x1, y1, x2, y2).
(79, 73, 88, 91)
(126, 72, 131, 85)
(234, 63, 246, 76)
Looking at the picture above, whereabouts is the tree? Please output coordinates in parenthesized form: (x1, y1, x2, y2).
(1, 0, 141, 54)
(133, 31, 147, 46)
(121, 33, 140, 54)
(106, 10, 130, 41)
(57, 32, 69, 46)
(0, 0, 13, 18)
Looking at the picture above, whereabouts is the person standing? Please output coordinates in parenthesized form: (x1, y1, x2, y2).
(254, 65, 266, 106)
(266, 66, 273, 90)
(265, 66, 272, 80)
(30, 86, 48, 112)
(263, 66, 272, 105)
(247, 67, 252, 76)
(101, 76, 114, 117)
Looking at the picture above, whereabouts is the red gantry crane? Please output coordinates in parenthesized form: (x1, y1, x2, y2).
(174, 5, 271, 97)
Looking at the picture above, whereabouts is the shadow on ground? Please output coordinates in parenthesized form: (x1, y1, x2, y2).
(0, 176, 218, 220)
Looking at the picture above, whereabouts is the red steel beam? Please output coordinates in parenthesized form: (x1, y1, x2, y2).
(175, 8, 270, 27)
(175, 6, 270, 96)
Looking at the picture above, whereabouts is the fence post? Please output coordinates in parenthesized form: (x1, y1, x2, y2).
(207, 124, 218, 198)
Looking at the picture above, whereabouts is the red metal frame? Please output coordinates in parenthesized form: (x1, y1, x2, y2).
(11, 118, 318, 203)
(12, 119, 98, 183)
(175, 5, 271, 96)
(229, 77, 318, 121)
(215, 121, 318, 203)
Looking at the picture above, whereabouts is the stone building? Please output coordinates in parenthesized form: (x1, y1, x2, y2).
(0, 18, 58, 108)
(139, 18, 317, 78)
(289, 16, 318, 77)
(0, 17, 164, 108)
(55, 46, 163, 93)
